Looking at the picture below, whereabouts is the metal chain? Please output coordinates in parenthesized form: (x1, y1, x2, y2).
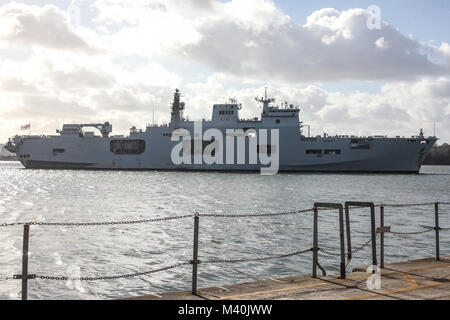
(36, 262, 190, 281)
(200, 208, 314, 218)
(318, 248, 341, 256)
(1, 202, 447, 226)
(199, 248, 313, 264)
(351, 238, 372, 254)
(0, 222, 27, 227)
(382, 202, 437, 207)
(30, 215, 194, 227)
(387, 227, 434, 235)
(318, 237, 374, 256)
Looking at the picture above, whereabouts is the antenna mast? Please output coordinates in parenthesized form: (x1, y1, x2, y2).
(255, 87, 275, 113)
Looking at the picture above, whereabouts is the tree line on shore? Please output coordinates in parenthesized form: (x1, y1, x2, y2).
(423, 143, 450, 165)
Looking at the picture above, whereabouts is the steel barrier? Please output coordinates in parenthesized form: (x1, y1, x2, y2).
(313, 203, 346, 279)
(344, 202, 377, 268)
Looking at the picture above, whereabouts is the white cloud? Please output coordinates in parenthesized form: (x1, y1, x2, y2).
(88, 1, 449, 82)
(181, 5, 449, 82)
(375, 37, 387, 49)
(0, 2, 96, 53)
(0, 0, 448, 144)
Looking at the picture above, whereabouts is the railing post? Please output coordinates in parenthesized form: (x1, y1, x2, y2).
(344, 202, 378, 269)
(13, 224, 31, 300)
(380, 205, 385, 268)
(344, 206, 352, 266)
(313, 203, 345, 279)
(434, 202, 440, 261)
(338, 207, 346, 279)
(370, 205, 377, 267)
(312, 207, 318, 278)
(22, 224, 30, 300)
(191, 213, 200, 295)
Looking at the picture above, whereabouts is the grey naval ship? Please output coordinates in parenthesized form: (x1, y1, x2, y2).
(5, 89, 437, 173)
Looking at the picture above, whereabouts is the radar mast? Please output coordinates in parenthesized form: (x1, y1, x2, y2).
(170, 89, 185, 124)
(255, 87, 275, 113)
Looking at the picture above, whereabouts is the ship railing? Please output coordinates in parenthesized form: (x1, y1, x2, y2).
(0, 201, 448, 300)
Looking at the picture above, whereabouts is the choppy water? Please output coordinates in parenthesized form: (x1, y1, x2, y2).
(0, 161, 448, 300)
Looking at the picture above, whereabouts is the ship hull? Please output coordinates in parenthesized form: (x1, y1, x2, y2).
(12, 128, 437, 173)
(19, 161, 422, 173)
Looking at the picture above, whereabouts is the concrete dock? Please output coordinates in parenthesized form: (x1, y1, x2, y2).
(127, 255, 450, 300)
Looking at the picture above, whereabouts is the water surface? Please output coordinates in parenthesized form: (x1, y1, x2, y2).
(0, 162, 448, 299)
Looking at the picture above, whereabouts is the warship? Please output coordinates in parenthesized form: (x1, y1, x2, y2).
(5, 89, 437, 173)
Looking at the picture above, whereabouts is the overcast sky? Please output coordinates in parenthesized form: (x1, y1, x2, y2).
(0, 0, 449, 143)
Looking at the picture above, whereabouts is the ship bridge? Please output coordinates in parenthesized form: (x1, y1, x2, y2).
(212, 98, 241, 122)
(256, 88, 301, 126)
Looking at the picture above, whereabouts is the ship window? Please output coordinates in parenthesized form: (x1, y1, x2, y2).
(324, 149, 341, 155)
(306, 149, 323, 155)
(110, 140, 145, 155)
(219, 110, 234, 115)
(53, 148, 65, 154)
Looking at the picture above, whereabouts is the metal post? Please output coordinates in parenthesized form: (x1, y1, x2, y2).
(435, 202, 440, 261)
(380, 205, 385, 268)
(191, 213, 200, 295)
(313, 203, 345, 279)
(21, 224, 30, 300)
(370, 206, 377, 267)
(312, 207, 318, 278)
(338, 207, 346, 279)
(344, 207, 352, 266)
(344, 202, 378, 269)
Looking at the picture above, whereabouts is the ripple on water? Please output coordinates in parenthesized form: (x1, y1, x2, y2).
(0, 162, 448, 299)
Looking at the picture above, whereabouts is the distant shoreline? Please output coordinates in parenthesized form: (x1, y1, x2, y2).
(423, 143, 450, 165)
